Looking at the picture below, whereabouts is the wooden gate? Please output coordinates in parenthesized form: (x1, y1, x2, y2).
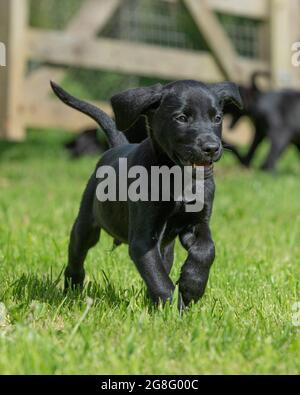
(0, 0, 300, 140)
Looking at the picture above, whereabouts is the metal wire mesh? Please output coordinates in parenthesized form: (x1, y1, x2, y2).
(29, 0, 263, 56)
(101, 0, 206, 50)
(28, 0, 265, 102)
(29, 0, 84, 30)
(218, 13, 263, 59)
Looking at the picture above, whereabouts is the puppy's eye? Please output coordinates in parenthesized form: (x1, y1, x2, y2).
(214, 114, 223, 124)
(175, 114, 188, 124)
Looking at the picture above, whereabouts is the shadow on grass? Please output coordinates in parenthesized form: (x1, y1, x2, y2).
(9, 269, 147, 309)
(0, 129, 70, 163)
(9, 270, 65, 306)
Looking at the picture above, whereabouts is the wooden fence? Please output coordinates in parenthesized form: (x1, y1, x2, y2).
(0, 0, 300, 140)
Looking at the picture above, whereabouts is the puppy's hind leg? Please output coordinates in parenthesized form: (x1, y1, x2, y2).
(65, 218, 101, 291)
(65, 174, 101, 291)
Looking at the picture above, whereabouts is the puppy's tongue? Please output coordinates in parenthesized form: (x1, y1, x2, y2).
(192, 162, 212, 169)
(191, 162, 214, 179)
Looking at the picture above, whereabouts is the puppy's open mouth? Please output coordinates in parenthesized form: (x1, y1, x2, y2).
(172, 153, 214, 179)
(191, 162, 213, 169)
(173, 153, 213, 169)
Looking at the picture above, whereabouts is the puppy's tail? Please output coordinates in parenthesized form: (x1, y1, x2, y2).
(50, 81, 128, 148)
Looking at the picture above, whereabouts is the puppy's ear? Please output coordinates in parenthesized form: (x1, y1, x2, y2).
(210, 82, 243, 109)
(111, 84, 163, 131)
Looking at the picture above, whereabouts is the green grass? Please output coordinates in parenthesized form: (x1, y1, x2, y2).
(0, 129, 299, 374)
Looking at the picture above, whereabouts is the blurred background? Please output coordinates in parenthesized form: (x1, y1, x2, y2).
(0, 0, 300, 145)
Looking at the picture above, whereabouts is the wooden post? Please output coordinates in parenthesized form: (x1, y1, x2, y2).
(290, 0, 300, 88)
(25, 0, 121, 102)
(184, 0, 241, 82)
(270, 0, 295, 88)
(0, 0, 28, 140)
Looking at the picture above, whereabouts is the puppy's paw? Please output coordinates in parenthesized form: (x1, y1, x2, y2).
(64, 267, 85, 293)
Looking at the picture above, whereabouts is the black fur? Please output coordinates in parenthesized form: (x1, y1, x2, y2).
(225, 71, 300, 171)
(51, 80, 242, 309)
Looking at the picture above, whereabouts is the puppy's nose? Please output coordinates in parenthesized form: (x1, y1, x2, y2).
(203, 142, 219, 156)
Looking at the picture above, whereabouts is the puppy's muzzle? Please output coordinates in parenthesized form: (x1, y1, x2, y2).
(202, 141, 219, 156)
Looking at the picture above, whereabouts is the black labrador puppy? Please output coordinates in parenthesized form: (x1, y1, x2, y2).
(63, 93, 242, 162)
(114, 85, 244, 163)
(50, 80, 242, 309)
(225, 71, 300, 171)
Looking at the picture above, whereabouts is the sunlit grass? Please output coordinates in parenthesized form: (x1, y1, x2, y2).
(0, 129, 299, 374)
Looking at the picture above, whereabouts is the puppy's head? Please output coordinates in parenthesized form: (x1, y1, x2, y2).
(111, 80, 242, 166)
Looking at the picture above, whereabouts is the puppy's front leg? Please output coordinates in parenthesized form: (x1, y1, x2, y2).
(129, 242, 175, 304)
(179, 224, 215, 307)
(128, 205, 175, 305)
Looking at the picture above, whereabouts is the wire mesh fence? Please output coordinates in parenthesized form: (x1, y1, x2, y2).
(218, 13, 264, 59)
(101, 0, 207, 50)
(28, 0, 265, 102)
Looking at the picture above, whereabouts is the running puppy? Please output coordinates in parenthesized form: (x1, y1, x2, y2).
(51, 80, 242, 309)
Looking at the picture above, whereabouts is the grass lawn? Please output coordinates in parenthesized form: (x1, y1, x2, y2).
(0, 129, 299, 374)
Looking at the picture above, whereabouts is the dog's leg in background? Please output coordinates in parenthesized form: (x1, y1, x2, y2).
(65, 173, 101, 290)
(222, 140, 244, 164)
(294, 141, 300, 155)
(260, 131, 291, 172)
(179, 224, 215, 307)
(241, 129, 265, 167)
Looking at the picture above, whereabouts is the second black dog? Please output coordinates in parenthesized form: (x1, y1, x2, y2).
(225, 72, 300, 171)
(65, 128, 109, 158)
